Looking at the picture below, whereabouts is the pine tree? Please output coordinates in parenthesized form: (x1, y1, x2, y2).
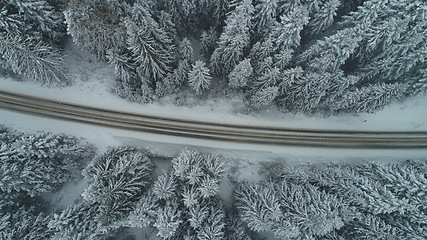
(228, 58, 253, 89)
(336, 83, 407, 113)
(347, 0, 427, 89)
(250, 44, 274, 77)
(153, 201, 183, 239)
(0, 0, 66, 42)
(0, 129, 94, 196)
(156, 37, 195, 96)
(126, 5, 176, 81)
(64, 0, 129, 60)
(0, 207, 52, 240)
(267, 5, 309, 53)
(0, 33, 68, 85)
(179, 37, 194, 63)
(279, 160, 427, 239)
(188, 60, 212, 95)
(200, 28, 217, 58)
(82, 146, 154, 225)
(298, 26, 365, 73)
(304, 0, 341, 36)
(125, 149, 231, 240)
(9, 0, 65, 41)
(235, 180, 357, 239)
(253, 0, 278, 38)
(210, 0, 254, 75)
(48, 202, 112, 240)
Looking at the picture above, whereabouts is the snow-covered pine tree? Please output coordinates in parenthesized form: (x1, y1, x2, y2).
(267, 4, 309, 54)
(249, 40, 274, 76)
(228, 58, 253, 89)
(250, 86, 279, 109)
(252, 0, 278, 38)
(179, 37, 194, 63)
(152, 171, 177, 200)
(82, 146, 154, 225)
(298, 26, 364, 73)
(0, 1, 29, 37)
(158, 10, 177, 41)
(408, 69, 427, 96)
(279, 160, 427, 239)
(107, 49, 157, 103)
(126, 4, 176, 82)
(0, 129, 94, 196)
(0, 33, 68, 85)
(125, 191, 158, 229)
(0, 0, 66, 42)
(156, 37, 195, 96)
(153, 201, 183, 239)
(235, 180, 357, 239)
(304, 0, 341, 37)
(210, 0, 254, 76)
(166, 0, 218, 34)
(200, 28, 217, 58)
(124, 149, 235, 240)
(335, 83, 407, 113)
(0, 207, 52, 240)
(64, 0, 129, 60)
(343, 0, 427, 95)
(107, 50, 138, 88)
(188, 60, 212, 95)
(48, 202, 112, 240)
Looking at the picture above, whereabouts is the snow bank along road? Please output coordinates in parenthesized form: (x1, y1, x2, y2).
(1, 90, 427, 149)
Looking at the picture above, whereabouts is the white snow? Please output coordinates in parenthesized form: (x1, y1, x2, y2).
(1, 40, 427, 132)
(1, 41, 426, 240)
(1, 40, 427, 162)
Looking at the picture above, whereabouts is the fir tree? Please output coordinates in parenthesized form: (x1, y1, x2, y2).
(267, 5, 309, 53)
(210, 0, 254, 75)
(253, 0, 278, 38)
(188, 60, 212, 95)
(179, 37, 194, 63)
(336, 83, 407, 113)
(304, 0, 341, 36)
(228, 58, 253, 89)
(64, 0, 129, 60)
(200, 28, 217, 58)
(126, 4, 176, 81)
(0, 33, 67, 85)
(250, 86, 279, 109)
(0, 0, 66, 42)
(0, 129, 93, 196)
(48, 202, 112, 240)
(0, 207, 52, 240)
(236, 180, 357, 239)
(6, 0, 65, 42)
(82, 146, 154, 225)
(124, 149, 236, 240)
(278, 160, 427, 239)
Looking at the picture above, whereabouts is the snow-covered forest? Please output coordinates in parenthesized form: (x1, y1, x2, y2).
(1, 1, 427, 239)
(1, 126, 426, 239)
(1, 0, 427, 115)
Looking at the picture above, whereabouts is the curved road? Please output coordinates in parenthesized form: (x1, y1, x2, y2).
(1, 90, 427, 149)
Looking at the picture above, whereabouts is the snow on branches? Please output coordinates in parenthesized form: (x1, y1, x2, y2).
(82, 146, 154, 224)
(0, 125, 94, 196)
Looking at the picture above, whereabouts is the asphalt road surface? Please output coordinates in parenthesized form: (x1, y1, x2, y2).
(1, 90, 427, 149)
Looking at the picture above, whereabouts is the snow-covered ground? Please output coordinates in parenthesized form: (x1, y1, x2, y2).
(1, 41, 426, 240)
(2, 41, 427, 131)
(1, 40, 427, 161)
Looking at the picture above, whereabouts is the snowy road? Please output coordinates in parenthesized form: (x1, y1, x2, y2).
(1, 90, 427, 149)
